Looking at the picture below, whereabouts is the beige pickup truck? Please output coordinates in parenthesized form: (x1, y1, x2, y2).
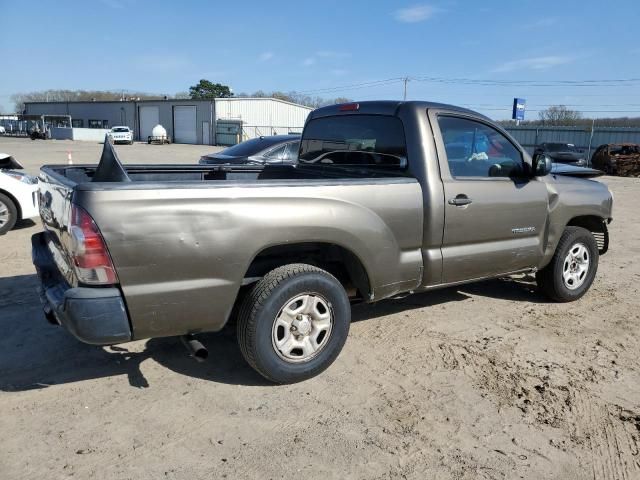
(32, 101, 613, 383)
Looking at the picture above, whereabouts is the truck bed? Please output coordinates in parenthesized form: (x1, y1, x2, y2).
(42, 162, 410, 189)
(37, 146, 424, 341)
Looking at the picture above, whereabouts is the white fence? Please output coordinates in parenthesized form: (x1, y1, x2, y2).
(50, 128, 110, 142)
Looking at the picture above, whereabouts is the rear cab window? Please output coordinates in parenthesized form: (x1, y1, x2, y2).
(299, 115, 407, 169)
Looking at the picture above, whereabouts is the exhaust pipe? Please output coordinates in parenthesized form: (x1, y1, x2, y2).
(181, 334, 208, 362)
(43, 305, 59, 325)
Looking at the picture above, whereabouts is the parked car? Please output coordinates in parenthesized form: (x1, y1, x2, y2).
(591, 143, 640, 176)
(199, 135, 299, 165)
(108, 126, 134, 145)
(32, 101, 613, 384)
(0, 153, 39, 234)
(534, 142, 587, 166)
(0, 126, 6, 134)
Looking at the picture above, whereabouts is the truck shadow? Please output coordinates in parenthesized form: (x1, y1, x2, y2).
(457, 275, 551, 304)
(0, 273, 547, 391)
(352, 274, 548, 322)
(10, 219, 37, 231)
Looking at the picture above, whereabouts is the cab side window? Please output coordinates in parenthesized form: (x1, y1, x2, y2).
(438, 116, 524, 178)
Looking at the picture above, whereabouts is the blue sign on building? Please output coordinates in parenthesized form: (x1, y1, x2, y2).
(512, 98, 526, 121)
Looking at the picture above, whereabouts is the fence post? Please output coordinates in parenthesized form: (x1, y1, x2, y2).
(587, 119, 595, 166)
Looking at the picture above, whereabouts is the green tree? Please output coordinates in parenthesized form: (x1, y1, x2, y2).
(189, 79, 233, 99)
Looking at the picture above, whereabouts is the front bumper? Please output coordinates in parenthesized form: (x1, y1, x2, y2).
(22, 184, 40, 219)
(110, 135, 132, 143)
(31, 232, 132, 345)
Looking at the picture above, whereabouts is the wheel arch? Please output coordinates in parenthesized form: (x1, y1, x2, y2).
(0, 188, 21, 221)
(243, 242, 373, 302)
(566, 215, 609, 254)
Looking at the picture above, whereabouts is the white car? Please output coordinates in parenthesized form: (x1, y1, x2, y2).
(108, 126, 134, 145)
(0, 126, 6, 134)
(0, 153, 39, 234)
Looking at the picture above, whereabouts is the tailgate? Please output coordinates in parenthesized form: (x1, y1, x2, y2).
(37, 139, 131, 286)
(37, 166, 78, 286)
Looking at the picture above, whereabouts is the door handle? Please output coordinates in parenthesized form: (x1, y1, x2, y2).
(448, 195, 472, 206)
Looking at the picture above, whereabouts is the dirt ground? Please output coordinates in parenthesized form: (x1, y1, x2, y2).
(1, 137, 639, 480)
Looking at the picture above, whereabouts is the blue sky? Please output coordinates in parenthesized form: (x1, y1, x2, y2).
(1, 0, 639, 119)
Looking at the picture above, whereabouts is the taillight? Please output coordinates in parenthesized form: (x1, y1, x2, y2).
(69, 204, 118, 285)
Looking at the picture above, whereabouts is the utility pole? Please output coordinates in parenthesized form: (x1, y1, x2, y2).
(403, 77, 409, 100)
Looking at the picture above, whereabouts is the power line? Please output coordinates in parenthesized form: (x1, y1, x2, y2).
(297, 77, 405, 95)
(468, 108, 640, 113)
(413, 76, 640, 86)
(463, 103, 640, 108)
(296, 75, 640, 97)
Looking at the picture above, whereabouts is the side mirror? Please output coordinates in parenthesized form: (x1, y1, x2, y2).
(532, 153, 553, 176)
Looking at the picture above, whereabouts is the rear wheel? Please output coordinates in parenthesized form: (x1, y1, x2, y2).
(0, 193, 18, 234)
(536, 226, 598, 302)
(237, 264, 350, 383)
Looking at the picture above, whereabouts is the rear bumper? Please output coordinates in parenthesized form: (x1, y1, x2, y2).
(31, 232, 132, 345)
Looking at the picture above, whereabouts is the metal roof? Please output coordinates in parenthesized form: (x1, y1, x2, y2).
(23, 97, 313, 110)
(310, 100, 488, 120)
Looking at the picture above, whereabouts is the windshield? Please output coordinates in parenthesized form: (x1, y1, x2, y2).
(299, 115, 407, 168)
(546, 143, 576, 152)
(112, 127, 130, 133)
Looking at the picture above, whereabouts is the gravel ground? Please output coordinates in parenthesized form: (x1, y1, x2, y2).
(1, 137, 639, 480)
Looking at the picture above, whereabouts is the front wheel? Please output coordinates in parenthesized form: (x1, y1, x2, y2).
(237, 264, 350, 384)
(536, 226, 599, 302)
(0, 193, 18, 234)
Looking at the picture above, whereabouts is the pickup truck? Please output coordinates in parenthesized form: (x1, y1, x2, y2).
(32, 101, 613, 383)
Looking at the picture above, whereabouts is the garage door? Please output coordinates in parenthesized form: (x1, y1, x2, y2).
(139, 106, 159, 141)
(173, 106, 197, 144)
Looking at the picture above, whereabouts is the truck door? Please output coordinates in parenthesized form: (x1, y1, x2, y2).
(429, 112, 548, 284)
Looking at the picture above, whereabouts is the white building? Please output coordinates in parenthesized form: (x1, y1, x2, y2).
(215, 97, 312, 139)
(24, 97, 313, 145)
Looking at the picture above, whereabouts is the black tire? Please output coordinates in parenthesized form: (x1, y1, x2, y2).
(0, 193, 18, 235)
(237, 264, 350, 384)
(536, 226, 598, 302)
